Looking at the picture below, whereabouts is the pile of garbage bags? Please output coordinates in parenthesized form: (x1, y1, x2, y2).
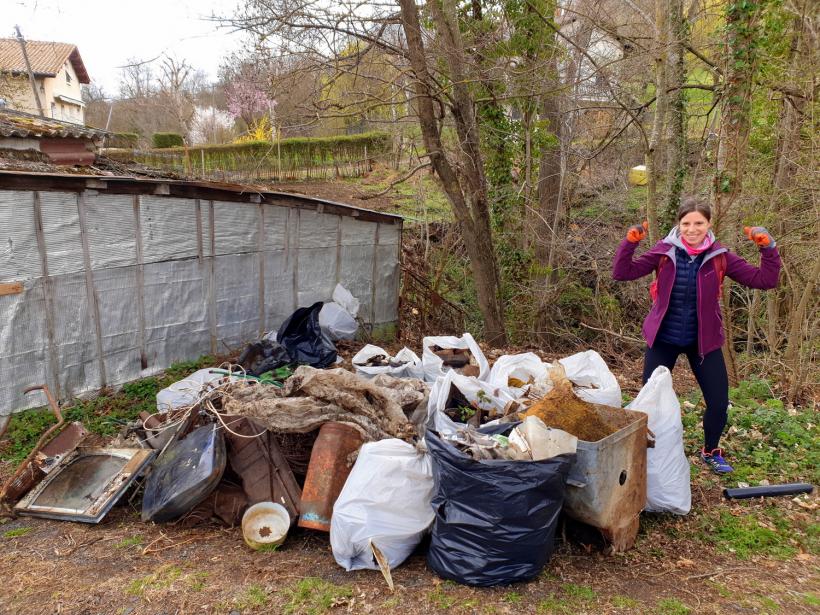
(0, 305, 692, 589)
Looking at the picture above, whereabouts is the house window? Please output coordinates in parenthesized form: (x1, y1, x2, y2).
(66, 71, 72, 84)
(51, 102, 56, 118)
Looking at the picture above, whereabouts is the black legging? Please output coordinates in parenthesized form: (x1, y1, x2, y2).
(642, 340, 729, 451)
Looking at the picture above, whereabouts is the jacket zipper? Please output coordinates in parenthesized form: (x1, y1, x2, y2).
(652, 249, 676, 347)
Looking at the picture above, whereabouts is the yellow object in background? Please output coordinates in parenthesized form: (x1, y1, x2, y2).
(628, 165, 648, 186)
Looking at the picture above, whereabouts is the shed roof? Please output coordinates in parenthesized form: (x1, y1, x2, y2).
(0, 39, 90, 84)
(0, 170, 404, 225)
(0, 108, 107, 140)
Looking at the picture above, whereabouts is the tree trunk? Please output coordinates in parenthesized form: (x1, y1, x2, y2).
(398, 0, 507, 344)
(645, 0, 668, 243)
(784, 243, 820, 401)
(665, 0, 687, 230)
(713, 1, 766, 385)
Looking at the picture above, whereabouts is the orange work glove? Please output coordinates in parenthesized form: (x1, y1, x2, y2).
(626, 221, 649, 243)
(744, 226, 775, 248)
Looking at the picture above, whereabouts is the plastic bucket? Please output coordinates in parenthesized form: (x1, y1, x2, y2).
(242, 502, 291, 550)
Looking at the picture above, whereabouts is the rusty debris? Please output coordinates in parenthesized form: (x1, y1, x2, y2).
(14, 447, 154, 523)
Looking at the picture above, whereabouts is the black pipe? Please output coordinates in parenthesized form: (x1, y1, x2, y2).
(723, 483, 814, 500)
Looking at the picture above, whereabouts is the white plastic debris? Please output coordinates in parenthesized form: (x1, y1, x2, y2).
(426, 370, 516, 436)
(319, 284, 360, 341)
(352, 344, 424, 380)
(156, 368, 237, 413)
(487, 352, 552, 397)
(330, 439, 434, 572)
(627, 366, 691, 515)
(559, 350, 622, 407)
(421, 333, 489, 382)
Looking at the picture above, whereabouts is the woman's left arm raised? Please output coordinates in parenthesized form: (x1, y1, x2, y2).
(725, 226, 782, 289)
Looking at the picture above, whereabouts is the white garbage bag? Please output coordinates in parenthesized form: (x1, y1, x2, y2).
(318, 284, 360, 341)
(156, 368, 236, 413)
(627, 366, 691, 515)
(332, 283, 360, 317)
(352, 344, 424, 380)
(319, 302, 358, 340)
(559, 350, 622, 407)
(487, 353, 551, 397)
(427, 370, 516, 436)
(330, 439, 434, 571)
(421, 333, 489, 382)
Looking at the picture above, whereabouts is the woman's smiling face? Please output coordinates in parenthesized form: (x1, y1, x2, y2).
(679, 211, 711, 246)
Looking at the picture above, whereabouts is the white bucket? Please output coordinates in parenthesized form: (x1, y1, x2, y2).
(241, 502, 291, 550)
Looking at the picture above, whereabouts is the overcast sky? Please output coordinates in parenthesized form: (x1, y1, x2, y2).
(6, 0, 248, 95)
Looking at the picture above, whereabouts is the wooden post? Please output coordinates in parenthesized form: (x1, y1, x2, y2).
(14, 26, 44, 116)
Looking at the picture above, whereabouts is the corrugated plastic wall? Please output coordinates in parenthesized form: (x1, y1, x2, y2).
(0, 189, 401, 416)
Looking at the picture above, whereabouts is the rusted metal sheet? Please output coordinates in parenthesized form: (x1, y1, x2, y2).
(563, 406, 648, 552)
(222, 416, 302, 522)
(14, 447, 154, 523)
(0, 422, 88, 506)
(298, 422, 363, 532)
(38, 138, 96, 165)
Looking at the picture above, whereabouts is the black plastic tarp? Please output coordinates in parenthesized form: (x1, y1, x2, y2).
(276, 302, 337, 368)
(425, 430, 575, 586)
(237, 339, 291, 376)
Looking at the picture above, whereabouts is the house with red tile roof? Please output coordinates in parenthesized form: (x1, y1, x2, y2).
(0, 38, 90, 125)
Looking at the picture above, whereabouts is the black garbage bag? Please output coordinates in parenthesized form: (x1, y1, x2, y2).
(276, 301, 337, 368)
(142, 423, 226, 522)
(237, 339, 292, 376)
(425, 430, 575, 586)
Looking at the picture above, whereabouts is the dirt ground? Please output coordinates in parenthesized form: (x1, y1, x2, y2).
(1, 474, 817, 615)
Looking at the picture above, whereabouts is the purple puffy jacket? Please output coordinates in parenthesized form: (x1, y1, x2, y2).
(612, 238, 781, 357)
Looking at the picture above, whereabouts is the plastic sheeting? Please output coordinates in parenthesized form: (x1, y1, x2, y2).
(0, 187, 401, 417)
(425, 430, 574, 586)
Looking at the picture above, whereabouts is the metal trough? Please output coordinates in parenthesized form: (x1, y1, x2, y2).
(563, 406, 648, 552)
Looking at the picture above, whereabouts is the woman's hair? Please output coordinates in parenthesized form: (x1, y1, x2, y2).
(677, 196, 712, 222)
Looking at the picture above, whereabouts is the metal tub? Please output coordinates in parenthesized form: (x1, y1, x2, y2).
(563, 406, 648, 551)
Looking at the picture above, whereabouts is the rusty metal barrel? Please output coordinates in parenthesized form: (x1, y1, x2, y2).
(297, 422, 363, 531)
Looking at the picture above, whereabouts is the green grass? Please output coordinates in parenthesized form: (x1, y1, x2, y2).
(537, 594, 571, 614)
(3, 527, 33, 538)
(682, 376, 819, 485)
(126, 564, 184, 597)
(611, 595, 639, 609)
(188, 571, 208, 592)
(562, 583, 597, 601)
(283, 577, 353, 615)
(234, 584, 269, 610)
(502, 591, 523, 603)
(114, 535, 144, 549)
(349, 169, 452, 221)
(654, 597, 691, 615)
(756, 595, 780, 612)
(0, 356, 215, 464)
(427, 586, 457, 610)
(679, 376, 819, 558)
(700, 508, 799, 559)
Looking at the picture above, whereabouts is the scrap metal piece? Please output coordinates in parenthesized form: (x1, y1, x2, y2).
(1, 385, 87, 509)
(1, 422, 88, 506)
(14, 447, 154, 523)
(222, 416, 302, 522)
